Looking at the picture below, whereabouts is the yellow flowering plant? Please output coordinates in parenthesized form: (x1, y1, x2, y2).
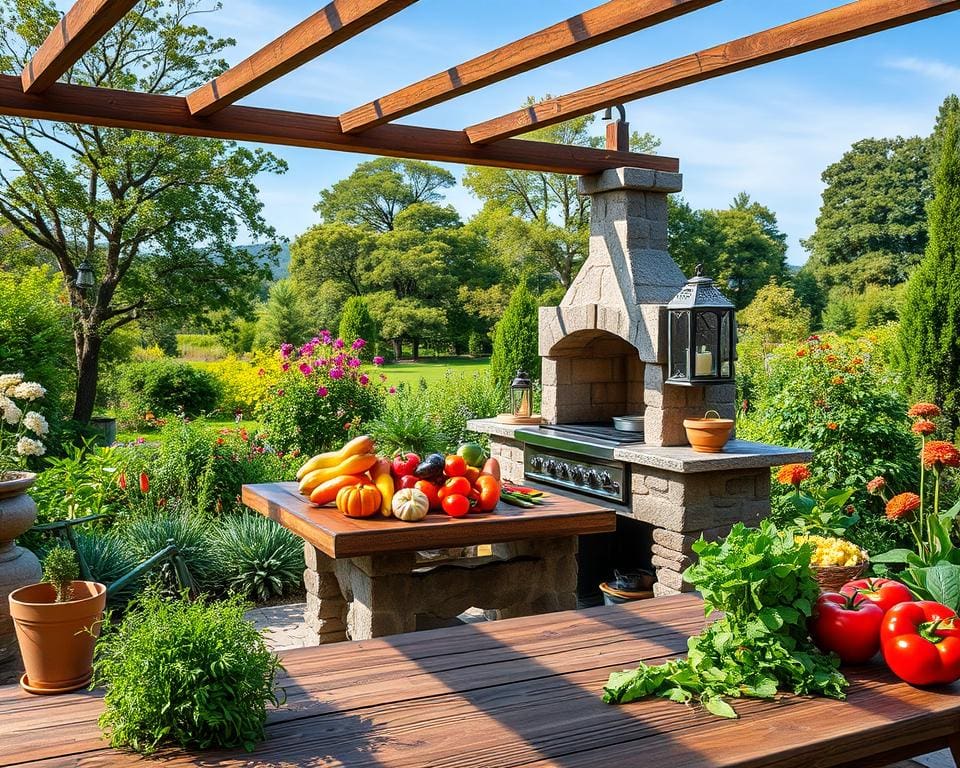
(0, 372, 49, 479)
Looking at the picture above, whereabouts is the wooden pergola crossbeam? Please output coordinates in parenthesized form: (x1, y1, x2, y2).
(338, 0, 721, 134)
(20, 0, 140, 94)
(185, 0, 418, 117)
(0, 75, 677, 176)
(465, 0, 960, 144)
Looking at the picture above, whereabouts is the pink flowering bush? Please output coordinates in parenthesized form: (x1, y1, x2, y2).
(256, 335, 385, 454)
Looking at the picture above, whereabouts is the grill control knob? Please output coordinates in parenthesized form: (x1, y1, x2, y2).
(557, 463, 571, 480)
(570, 466, 586, 485)
(529, 455, 544, 471)
(545, 459, 558, 477)
(599, 472, 613, 489)
(586, 470, 601, 489)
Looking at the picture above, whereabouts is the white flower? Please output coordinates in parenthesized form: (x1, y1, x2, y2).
(10, 381, 46, 401)
(23, 411, 48, 436)
(0, 373, 24, 395)
(15, 437, 45, 457)
(1, 397, 22, 426)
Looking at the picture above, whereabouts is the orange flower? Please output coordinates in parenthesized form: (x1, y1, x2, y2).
(825, 354, 838, 364)
(830, 375, 845, 386)
(827, 422, 838, 430)
(921, 440, 960, 470)
(912, 419, 937, 436)
(866, 476, 886, 494)
(909, 403, 942, 419)
(886, 492, 921, 521)
(776, 463, 811, 487)
(850, 356, 864, 366)
(796, 348, 808, 358)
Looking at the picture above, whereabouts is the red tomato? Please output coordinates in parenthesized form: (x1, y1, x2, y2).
(437, 484, 452, 500)
(398, 475, 419, 490)
(810, 591, 885, 664)
(442, 493, 470, 517)
(840, 578, 913, 615)
(444, 476, 472, 497)
(392, 453, 420, 479)
(414, 480, 441, 510)
(881, 601, 960, 686)
(444, 455, 468, 477)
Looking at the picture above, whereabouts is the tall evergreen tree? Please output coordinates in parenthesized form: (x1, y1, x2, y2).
(489, 283, 540, 390)
(930, 94, 960, 171)
(899, 113, 960, 434)
(338, 296, 378, 356)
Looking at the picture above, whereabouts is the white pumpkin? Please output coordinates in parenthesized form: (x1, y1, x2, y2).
(391, 488, 430, 522)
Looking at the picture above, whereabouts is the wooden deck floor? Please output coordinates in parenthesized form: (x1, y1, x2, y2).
(2, 594, 959, 767)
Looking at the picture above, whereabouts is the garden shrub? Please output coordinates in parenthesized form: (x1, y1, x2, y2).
(115, 360, 222, 428)
(426, 369, 504, 447)
(210, 514, 303, 602)
(203, 353, 277, 417)
(94, 589, 282, 753)
(257, 336, 385, 454)
(116, 510, 216, 590)
(337, 296, 378, 358)
(489, 283, 540, 389)
(74, 531, 140, 605)
(369, 385, 446, 457)
(739, 333, 917, 554)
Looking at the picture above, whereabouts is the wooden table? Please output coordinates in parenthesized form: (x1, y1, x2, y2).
(4, 594, 960, 768)
(242, 481, 616, 644)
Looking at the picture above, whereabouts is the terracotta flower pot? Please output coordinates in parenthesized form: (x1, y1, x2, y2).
(9, 580, 106, 694)
(683, 410, 735, 453)
(0, 471, 42, 666)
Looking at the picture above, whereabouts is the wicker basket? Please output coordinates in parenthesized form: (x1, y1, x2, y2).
(812, 552, 869, 593)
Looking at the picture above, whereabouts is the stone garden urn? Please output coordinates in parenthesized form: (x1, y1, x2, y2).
(0, 472, 42, 666)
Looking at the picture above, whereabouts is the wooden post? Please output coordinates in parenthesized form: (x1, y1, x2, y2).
(605, 120, 629, 152)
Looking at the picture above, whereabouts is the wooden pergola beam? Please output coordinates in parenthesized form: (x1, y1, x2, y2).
(465, 0, 960, 144)
(0, 75, 678, 176)
(186, 0, 418, 117)
(338, 0, 721, 134)
(21, 0, 140, 94)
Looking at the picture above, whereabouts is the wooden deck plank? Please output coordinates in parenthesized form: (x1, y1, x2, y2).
(241, 482, 616, 558)
(2, 595, 959, 768)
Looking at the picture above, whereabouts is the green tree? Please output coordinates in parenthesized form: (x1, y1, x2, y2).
(290, 222, 374, 298)
(0, 0, 283, 422)
(930, 94, 960, 171)
(803, 137, 931, 290)
(337, 296, 378, 354)
(820, 291, 858, 334)
(667, 196, 723, 277)
(791, 267, 827, 327)
(738, 281, 810, 343)
(899, 113, 960, 434)
(316, 158, 454, 232)
(254, 279, 313, 351)
(489, 283, 540, 390)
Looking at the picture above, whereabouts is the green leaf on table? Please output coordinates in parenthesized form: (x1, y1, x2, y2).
(704, 697, 738, 719)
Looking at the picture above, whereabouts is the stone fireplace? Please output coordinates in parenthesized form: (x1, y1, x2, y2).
(469, 166, 810, 599)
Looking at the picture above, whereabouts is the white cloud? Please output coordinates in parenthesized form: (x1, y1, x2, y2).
(885, 56, 960, 84)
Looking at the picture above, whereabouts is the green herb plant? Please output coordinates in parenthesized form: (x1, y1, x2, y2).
(786, 484, 858, 537)
(93, 589, 283, 754)
(42, 545, 79, 603)
(603, 522, 847, 718)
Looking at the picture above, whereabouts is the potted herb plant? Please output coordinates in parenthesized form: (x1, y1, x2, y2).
(8, 546, 106, 694)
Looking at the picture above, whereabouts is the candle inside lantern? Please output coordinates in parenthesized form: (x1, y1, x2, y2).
(695, 347, 714, 376)
(515, 388, 530, 417)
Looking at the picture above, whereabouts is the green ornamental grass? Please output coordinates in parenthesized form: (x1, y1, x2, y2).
(94, 590, 283, 753)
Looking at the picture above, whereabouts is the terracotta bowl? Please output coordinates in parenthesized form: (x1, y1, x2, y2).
(682, 412, 734, 453)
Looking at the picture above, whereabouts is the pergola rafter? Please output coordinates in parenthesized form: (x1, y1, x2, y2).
(337, 0, 721, 134)
(465, 0, 960, 144)
(185, 0, 419, 117)
(7, 0, 960, 173)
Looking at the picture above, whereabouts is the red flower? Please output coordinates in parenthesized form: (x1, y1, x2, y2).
(909, 403, 942, 419)
(139, 472, 150, 494)
(118, 472, 127, 490)
(866, 476, 886, 495)
(886, 492, 921, 521)
(776, 463, 811, 487)
(912, 419, 937, 436)
(827, 422, 838, 430)
(921, 441, 960, 471)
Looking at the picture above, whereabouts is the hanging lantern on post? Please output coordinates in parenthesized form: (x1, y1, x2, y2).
(510, 370, 533, 418)
(666, 265, 736, 386)
(74, 260, 96, 294)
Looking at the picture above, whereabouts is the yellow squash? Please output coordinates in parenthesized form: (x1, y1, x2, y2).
(370, 458, 395, 516)
(295, 435, 375, 480)
(298, 452, 378, 495)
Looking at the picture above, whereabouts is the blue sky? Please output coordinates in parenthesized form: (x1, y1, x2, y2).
(190, 1, 960, 265)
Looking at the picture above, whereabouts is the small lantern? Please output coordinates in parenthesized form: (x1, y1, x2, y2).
(74, 260, 96, 292)
(666, 264, 736, 386)
(510, 370, 533, 418)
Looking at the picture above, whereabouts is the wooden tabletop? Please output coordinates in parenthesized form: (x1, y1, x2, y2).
(240, 481, 616, 558)
(4, 594, 960, 768)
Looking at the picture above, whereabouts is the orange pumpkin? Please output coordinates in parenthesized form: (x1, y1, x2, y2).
(336, 484, 382, 518)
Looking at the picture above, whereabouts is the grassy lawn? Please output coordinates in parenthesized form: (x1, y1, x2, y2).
(117, 418, 262, 445)
(381, 357, 489, 387)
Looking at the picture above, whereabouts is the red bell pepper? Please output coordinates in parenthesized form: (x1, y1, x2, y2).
(840, 578, 913, 615)
(810, 591, 884, 664)
(881, 601, 960, 686)
(392, 452, 420, 480)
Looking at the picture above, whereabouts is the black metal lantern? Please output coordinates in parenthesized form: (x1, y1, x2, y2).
(509, 370, 533, 418)
(74, 260, 96, 293)
(666, 264, 736, 386)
